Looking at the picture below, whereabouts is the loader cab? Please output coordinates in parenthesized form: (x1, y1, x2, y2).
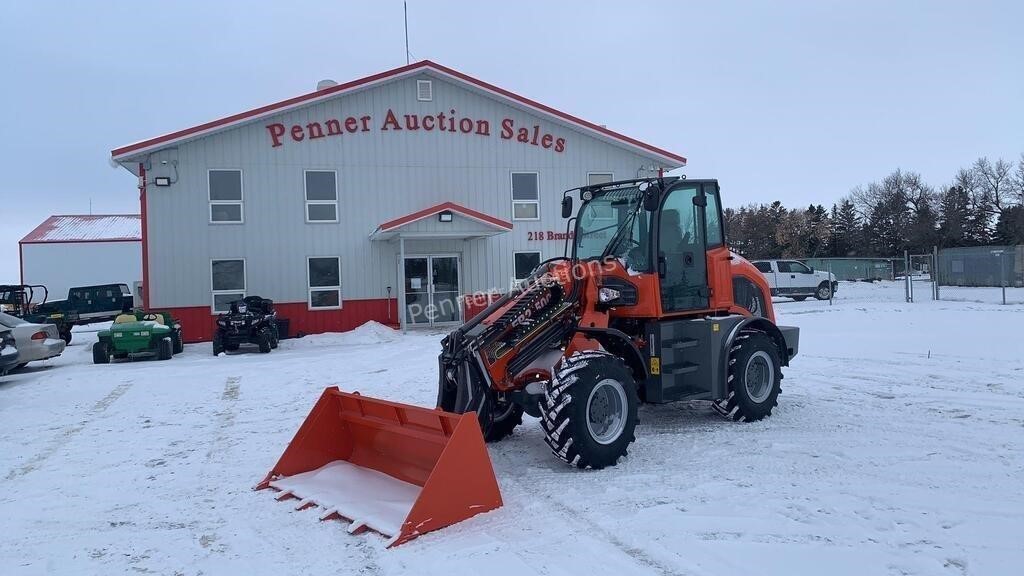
(571, 178, 724, 315)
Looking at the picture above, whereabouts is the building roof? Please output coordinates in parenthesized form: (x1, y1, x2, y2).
(111, 60, 686, 167)
(20, 215, 142, 244)
(370, 202, 512, 241)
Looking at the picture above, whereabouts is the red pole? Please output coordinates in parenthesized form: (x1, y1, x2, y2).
(139, 162, 150, 310)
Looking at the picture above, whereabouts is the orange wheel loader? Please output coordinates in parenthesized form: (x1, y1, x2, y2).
(259, 177, 798, 546)
(436, 177, 798, 467)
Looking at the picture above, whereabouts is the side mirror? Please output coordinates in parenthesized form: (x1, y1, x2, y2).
(643, 183, 661, 212)
(692, 194, 707, 207)
(809, 267, 815, 273)
(561, 196, 573, 219)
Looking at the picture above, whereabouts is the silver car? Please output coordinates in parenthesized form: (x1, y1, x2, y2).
(0, 328, 18, 376)
(0, 311, 66, 370)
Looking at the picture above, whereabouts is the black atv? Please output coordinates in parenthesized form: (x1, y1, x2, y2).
(212, 296, 279, 355)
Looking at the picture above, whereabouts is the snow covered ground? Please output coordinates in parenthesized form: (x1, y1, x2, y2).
(2, 282, 1022, 576)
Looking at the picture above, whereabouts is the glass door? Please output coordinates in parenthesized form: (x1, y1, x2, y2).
(403, 255, 462, 326)
(430, 255, 461, 324)
(404, 257, 430, 325)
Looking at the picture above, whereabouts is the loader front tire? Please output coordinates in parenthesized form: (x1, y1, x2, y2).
(542, 351, 638, 469)
(714, 330, 782, 422)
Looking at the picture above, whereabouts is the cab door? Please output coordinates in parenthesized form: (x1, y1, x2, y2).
(657, 182, 709, 312)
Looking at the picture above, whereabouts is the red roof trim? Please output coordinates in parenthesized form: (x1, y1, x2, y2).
(378, 202, 513, 232)
(20, 238, 142, 245)
(110, 60, 685, 165)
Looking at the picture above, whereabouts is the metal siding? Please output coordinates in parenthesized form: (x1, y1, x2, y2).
(142, 74, 665, 309)
(21, 241, 142, 299)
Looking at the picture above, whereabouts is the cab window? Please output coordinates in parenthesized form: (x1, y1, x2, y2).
(753, 261, 773, 274)
(705, 188, 723, 248)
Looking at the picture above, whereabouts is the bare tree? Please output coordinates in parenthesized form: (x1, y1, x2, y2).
(1014, 153, 1024, 206)
(973, 157, 1013, 214)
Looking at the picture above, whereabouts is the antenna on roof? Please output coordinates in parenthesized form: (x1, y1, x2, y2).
(404, 1, 411, 65)
(89, 198, 93, 215)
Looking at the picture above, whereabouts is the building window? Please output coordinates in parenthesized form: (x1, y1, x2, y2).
(305, 170, 338, 222)
(209, 170, 243, 223)
(588, 172, 615, 219)
(308, 257, 342, 309)
(514, 251, 542, 281)
(211, 259, 245, 312)
(511, 172, 539, 220)
(416, 80, 433, 101)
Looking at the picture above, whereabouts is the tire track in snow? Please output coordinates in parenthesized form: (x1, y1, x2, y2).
(501, 467, 693, 576)
(4, 381, 133, 481)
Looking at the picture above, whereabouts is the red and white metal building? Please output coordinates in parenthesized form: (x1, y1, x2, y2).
(19, 215, 142, 299)
(110, 60, 685, 341)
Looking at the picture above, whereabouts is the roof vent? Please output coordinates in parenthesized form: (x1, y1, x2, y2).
(317, 79, 338, 91)
(417, 79, 433, 101)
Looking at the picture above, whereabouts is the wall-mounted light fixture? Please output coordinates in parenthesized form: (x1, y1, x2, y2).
(438, 211, 453, 222)
(154, 177, 171, 187)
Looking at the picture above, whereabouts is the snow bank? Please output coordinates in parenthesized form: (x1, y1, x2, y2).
(293, 321, 400, 348)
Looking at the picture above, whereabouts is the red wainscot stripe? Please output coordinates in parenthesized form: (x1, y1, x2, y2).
(164, 298, 399, 343)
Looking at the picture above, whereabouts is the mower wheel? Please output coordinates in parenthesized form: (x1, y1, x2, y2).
(714, 330, 782, 422)
(212, 336, 224, 356)
(257, 329, 272, 353)
(92, 342, 110, 364)
(157, 337, 173, 360)
(483, 392, 524, 443)
(542, 351, 638, 469)
(172, 330, 184, 354)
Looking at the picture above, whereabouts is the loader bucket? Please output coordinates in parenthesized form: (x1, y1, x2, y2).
(255, 387, 502, 547)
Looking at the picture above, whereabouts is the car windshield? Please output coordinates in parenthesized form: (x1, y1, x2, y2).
(573, 186, 650, 270)
(0, 311, 29, 328)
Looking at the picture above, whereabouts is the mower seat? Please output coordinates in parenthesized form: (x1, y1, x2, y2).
(114, 314, 137, 324)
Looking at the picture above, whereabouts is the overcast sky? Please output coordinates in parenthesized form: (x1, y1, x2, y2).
(1, 0, 1021, 283)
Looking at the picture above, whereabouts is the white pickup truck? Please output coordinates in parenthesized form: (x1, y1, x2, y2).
(752, 260, 838, 301)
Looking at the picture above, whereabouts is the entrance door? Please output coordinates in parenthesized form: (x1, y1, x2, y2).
(658, 183, 709, 312)
(403, 255, 462, 326)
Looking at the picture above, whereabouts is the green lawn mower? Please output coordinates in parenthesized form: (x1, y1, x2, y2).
(93, 311, 184, 364)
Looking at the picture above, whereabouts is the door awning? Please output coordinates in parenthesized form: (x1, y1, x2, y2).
(369, 202, 512, 240)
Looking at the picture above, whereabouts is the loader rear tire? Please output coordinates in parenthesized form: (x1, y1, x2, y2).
(714, 330, 782, 422)
(483, 394, 524, 443)
(542, 351, 638, 469)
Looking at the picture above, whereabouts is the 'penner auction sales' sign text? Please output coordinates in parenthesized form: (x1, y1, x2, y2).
(266, 108, 567, 153)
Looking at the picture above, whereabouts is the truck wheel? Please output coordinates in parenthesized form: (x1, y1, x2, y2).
(714, 330, 782, 422)
(815, 282, 832, 300)
(258, 329, 272, 353)
(483, 393, 524, 443)
(541, 351, 638, 469)
(62, 330, 73, 345)
(172, 330, 184, 354)
(92, 342, 110, 364)
(157, 337, 173, 360)
(212, 335, 224, 356)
